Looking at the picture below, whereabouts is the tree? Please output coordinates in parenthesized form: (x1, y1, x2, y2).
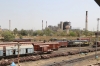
(44, 28, 53, 36)
(13, 28, 18, 35)
(37, 30, 44, 36)
(27, 29, 33, 36)
(19, 35, 23, 39)
(33, 31, 38, 36)
(2, 31, 15, 41)
(19, 29, 28, 36)
(69, 31, 76, 37)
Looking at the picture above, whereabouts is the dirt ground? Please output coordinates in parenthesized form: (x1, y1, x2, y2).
(14, 51, 100, 66)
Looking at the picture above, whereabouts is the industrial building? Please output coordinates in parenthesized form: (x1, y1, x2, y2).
(47, 21, 71, 34)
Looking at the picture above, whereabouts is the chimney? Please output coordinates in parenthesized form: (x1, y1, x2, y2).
(42, 20, 43, 30)
(9, 20, 11, 31)
(46, 21, 47, 28)
(85, 11, 88, 31)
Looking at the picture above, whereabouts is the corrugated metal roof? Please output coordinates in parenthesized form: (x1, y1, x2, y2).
(15, 45, 33, 49)
(34, 42, 59, 45)
(39, 45, 49, 47)
(6, 46, 15, 49)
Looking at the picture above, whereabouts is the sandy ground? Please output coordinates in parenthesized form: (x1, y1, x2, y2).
(14, 51, 100, 66)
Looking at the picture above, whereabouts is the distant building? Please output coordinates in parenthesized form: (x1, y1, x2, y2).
(47, 21, 71, 33)
(2, 29, 9, 31)
(48, 25, 58, 31)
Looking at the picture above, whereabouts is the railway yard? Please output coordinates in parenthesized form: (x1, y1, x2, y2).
(0, 0, 100, 66)
(0, 38, 99, 66)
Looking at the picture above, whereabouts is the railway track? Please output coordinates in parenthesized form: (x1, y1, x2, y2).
(47, 53, 100, 66)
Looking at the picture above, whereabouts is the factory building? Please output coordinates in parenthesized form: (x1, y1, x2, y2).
(48, 25, 59, 31)
(47, 21, 71, 34)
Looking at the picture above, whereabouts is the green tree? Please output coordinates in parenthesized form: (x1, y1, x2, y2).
(19, 34, 23, 39)
(37, 30, 44, 36)
(44, 28, 53, 36)
(56, 31, 67, 36)
(27, 29, 33, 36)
(33, 31, 38, 36)
(69, 31, 76, 36)
(19, 29, 28, 36)
(13, 28, 18, 35)
(2, 31, 15, 41)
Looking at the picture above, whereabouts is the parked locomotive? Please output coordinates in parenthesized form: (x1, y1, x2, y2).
(92, 41, 100, 47)
(68, 40, 90, 47)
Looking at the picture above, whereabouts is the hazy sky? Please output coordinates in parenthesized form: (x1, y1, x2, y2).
(0, 0, 100, 31)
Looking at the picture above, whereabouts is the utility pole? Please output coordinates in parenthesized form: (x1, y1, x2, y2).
(18, 42, 20, 66)
(79, 29, 81, 56)
(95, 18, 100, 59)
(15, 42, 20, 66)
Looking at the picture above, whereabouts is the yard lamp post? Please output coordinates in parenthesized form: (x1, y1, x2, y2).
(95, 18, 100, 59)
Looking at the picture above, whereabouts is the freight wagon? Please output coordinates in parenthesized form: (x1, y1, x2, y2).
(49, 38, 68, 47)
(57, 41, 68, 47)
(0, 42, 35, 59)
(33, 44, 53, 54)
(34, 42, 59, 51)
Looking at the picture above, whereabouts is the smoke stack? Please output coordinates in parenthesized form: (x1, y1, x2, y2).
(42, 20, 43, 30)
(61, 22, 63, 30)
(46, 21, 47, 28)
(85, 11, 88, 31)
(9, 20, 11, 31)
